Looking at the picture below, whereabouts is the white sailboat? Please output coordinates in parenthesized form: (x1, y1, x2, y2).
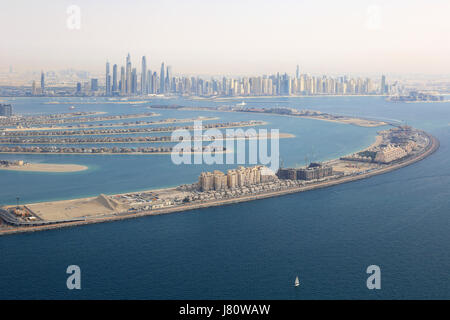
(294, 276, 300, 287)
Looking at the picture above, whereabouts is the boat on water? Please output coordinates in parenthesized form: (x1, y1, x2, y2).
(294, 276, 300, 287)
(69, 106, 76, 110)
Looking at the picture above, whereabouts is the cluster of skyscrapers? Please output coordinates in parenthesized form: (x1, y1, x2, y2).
(102, 54, 390, 97)
(29, 54, 390, 97)
(30, 71, 46, 96)
(104, 54, 173, 97)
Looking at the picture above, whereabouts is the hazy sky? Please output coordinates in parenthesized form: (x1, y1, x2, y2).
(1, 0, 449, 75)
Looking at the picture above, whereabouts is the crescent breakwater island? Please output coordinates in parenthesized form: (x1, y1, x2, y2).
(147, 104, 389, 127)
(0, 112, 439, 235)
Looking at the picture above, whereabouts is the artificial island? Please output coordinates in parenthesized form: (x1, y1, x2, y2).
(0, 105, 439, 235)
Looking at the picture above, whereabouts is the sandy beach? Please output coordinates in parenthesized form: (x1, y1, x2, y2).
(298, 115, 387, 127)
(0, 163, 88, 172)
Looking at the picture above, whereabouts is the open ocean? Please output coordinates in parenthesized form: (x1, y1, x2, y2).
(0, 96, 449, 299)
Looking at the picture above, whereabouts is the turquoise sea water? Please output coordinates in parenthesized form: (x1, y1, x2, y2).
(0, 97, 383, 205)
(0, 96, 449, 299)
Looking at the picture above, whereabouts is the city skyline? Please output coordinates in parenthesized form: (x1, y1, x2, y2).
(25, 53, 394, 97)
(6, 50, 449, 97)
(99, 54, 392, 97)
(1, 0, 449, 75)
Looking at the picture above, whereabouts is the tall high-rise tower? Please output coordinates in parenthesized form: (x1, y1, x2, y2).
(153, 71, 158, 94)
(131, 68, 137, 95)
(141, 56, 147, 95)
(126, 53, 131, 95)
(40, 71, 45, 94)
(112, 64, 118, 94)
(380, 75, 386, 94)
(105, 62, 111, 96)
(31, 81, 37, 95)
(147, 70, 152, 94)
(296, 65, 300, 79)
(166, 65, 172, 93)
(120, 66, 125, 95)
(160, 62, 165, 94)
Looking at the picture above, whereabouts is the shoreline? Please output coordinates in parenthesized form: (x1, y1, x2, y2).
(0, 130, 439, 236)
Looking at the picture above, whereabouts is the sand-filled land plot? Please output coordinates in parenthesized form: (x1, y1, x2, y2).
(27, 194, 129, 220)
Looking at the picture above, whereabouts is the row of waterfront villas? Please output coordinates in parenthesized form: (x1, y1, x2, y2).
(0, 146, 224, 154)
(198, 163, 334, 192)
